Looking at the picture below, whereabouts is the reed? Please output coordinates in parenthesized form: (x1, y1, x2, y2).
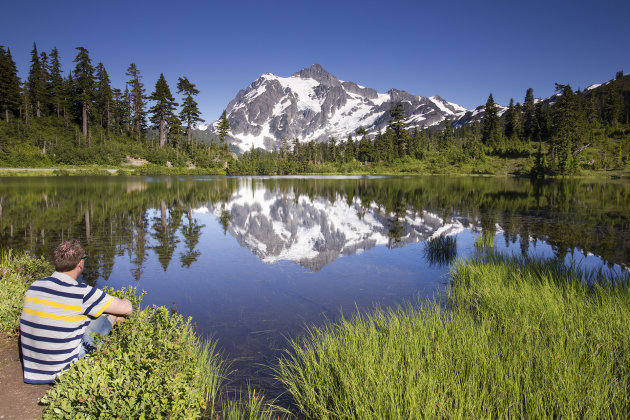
(423, 234, 457, 266)
(276, 254, 630, 419)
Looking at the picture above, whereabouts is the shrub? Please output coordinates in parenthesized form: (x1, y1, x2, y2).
(0, 250, 52, 334)
(42, 287, 225, 419)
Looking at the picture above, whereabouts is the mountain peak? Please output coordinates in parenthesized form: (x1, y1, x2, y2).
(293, 64, 340, 86)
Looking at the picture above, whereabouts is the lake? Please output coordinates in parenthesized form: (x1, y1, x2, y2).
(1, 175, 629, 394)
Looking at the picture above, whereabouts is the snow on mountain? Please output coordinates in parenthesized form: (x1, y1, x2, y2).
(209, 64, 469, 152)
(198, 179, 469, 271)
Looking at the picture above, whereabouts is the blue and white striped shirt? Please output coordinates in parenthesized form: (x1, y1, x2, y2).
(20, 272, 114, 384)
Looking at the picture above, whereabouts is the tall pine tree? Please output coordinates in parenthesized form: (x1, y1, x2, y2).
(481, 93, 501, 148)
(176, 77, 204, 146)
(149, 73, 177, 147)
(0, 46, 22, 123)
(72, 47, 95, 137)
(27, 43, 48, 118)
(217, 110, 230, 152)
(94, 62, 112, 129)
(48, 47, 64, 119)
(126, 63, 146, 140)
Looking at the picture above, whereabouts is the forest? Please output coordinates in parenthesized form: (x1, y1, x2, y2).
(1, 43, 629, 176)
(0, 43, 230, 169)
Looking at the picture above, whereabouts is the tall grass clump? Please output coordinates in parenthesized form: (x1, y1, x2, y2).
(217, 386, 286, 420)
(423, 234, 457, 266)
(277, 254, 630, 419)
(0, 250, 52, 333)
(474, 231, 495, 249)
(42, 287, 226, 419)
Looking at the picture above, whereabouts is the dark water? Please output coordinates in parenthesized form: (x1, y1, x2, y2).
(1, 175, 629, 394)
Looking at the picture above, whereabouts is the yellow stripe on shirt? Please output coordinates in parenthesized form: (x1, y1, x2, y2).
(22, 307, 87, 322)
(23, 296, 82, 312)
(94, 296, 115, 317)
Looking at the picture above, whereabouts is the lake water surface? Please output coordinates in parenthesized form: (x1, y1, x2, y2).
(1, 175, 628, 393)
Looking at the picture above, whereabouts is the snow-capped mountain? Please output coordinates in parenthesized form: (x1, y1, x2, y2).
(196, 180, 468, 271)
(207, 64, 468, 152)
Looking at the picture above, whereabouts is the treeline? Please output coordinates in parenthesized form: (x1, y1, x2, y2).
(229, 73, 630, 176)
(0, 43, 230, 167)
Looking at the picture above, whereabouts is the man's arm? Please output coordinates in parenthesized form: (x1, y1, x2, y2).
(104, 297, 133, 317)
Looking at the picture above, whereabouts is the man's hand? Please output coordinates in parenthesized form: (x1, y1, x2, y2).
(106, 297, 133, 317)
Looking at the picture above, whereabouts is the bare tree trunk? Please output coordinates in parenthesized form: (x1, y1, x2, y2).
(160, 117, 166, 147)
(36, 100, 41, 118)
(82, 101, 88, 137)
(4, 109, 8, 124)
(187, 125, 191, 145)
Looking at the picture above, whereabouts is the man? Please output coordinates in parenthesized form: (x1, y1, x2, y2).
(20, 239, 133, 384)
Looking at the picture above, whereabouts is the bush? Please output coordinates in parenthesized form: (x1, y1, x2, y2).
(42, 286, 225, 419)
(0, 250, 53, 334)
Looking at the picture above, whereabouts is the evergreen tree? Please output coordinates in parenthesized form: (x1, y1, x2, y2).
(27, 43, 48, 118)
(149, 73, 178, 147)
(94, 62, 112, 129)
(481, 93, 501, 148)
(345, 134, 356, 162)
(439, 118, 453, 150)
(0, 46, 22, 123)
(72, 47, 95, 137)
(126, 63, 146, 140)
(551, 84, 583, 173)
(604, 79, 624, 125)
(176, 76, 204, 146)
(523, 88, 535, 140)
(217, 110, 230, 152)
(387, 103, 409, 157)
(48, 47, 64, 119)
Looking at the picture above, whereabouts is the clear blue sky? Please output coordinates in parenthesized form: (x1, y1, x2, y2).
(2, 0, 629, 123)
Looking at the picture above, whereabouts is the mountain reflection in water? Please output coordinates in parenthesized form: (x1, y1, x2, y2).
(1, 175, 629, 394)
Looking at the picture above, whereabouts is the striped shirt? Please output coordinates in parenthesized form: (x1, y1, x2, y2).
(20, 272, 114, 384)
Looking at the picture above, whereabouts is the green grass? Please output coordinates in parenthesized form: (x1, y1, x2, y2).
(276, 254, 630, 419)
(423, 234, 457, 266)
(474, 232, 495, 249)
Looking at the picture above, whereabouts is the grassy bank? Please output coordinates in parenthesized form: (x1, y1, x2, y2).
(276, 254, 630, 419)
(4, 250, 630, 418)
(0, 164, 226, 177)
(0, 251, 274, 419)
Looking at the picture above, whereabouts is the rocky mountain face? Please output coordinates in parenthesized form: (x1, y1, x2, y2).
(198, 182, 468, 271)
(206, 64, 468, 152)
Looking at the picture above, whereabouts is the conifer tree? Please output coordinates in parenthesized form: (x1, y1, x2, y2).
(28, 43, 48, 118)
(481, 93, 501, 148)
(440, 118, 453, 150)
(126, 63, 147, 140)
(48, 47, 64, 119)
(176, 77, 204, 146)
(523, 88, 535, 141)
(149, 73, 178, 147)
(551, 84, 582, 173)
(387, 103, 409, 157)
(72, 47, 95, 137)
(94, 62, 112, 129)
(0, 46, 22, 123)
(604, 79, 624, 125)
(217, 110, 230, 152)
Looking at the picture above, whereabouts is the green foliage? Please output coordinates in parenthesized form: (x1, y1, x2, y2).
(42, 290, 225, 419)
(0, 250, 52, 334)
(218, 387, 285, 420)
(474, 232, 495, 249)
(423, 234, 457, 266)
(277, 255, 630, 419)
